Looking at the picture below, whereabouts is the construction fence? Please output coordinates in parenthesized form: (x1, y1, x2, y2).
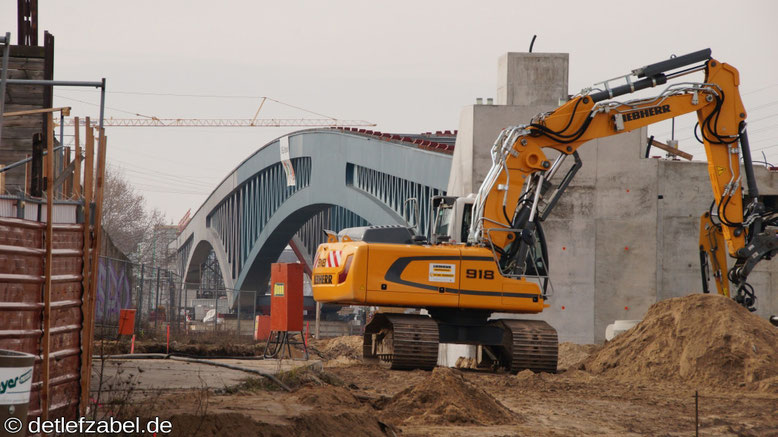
(93, 256, 262, 339)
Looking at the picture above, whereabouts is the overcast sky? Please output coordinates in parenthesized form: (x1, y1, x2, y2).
(2, 1, 777, 222)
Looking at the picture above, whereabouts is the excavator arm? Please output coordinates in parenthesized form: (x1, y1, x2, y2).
(470, 49, 777, 310)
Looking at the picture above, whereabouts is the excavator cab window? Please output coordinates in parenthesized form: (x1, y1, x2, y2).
(431, 196, 457, 243)
(460, 203, 473, 243)
(434, 205, 452, 238)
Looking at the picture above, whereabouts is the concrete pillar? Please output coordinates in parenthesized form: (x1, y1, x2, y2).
(497, 53, 569, 106)
(447, 52, 569, 196)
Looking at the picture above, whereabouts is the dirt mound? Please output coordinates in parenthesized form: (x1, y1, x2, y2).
(294, 385, 362, 407)
(95, 339, 265, 357)
(317, 335, 363, 360)
(557, 342, 599, 371)
(582, 294, 778, 390)
(167, 410, 394, 437)
(380, 367, 520, 426)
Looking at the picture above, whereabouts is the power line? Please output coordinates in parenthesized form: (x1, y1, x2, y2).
(743, 83, 778, 96)
(112, 169, 216, 191)
(54, 94, 156, 118)
(55, 91, 347, 120)
(108, 162, 218, 189)
(132, 186, 209, 195)
(66, 118, 375, 127)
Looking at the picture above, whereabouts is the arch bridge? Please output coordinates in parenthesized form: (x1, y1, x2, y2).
(174, 128, 455, 300)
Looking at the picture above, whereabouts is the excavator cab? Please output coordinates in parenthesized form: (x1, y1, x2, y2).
(430, 195, 474, 244)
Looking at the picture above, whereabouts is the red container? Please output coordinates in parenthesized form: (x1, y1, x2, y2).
(118, 309, 136, 336)
(269, 263, 304, 331)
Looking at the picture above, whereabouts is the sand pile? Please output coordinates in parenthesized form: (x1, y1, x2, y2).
(380, 367, 519, 425)
(318, 335, 363, 360)
(557, 342, 600, 371)
(582, 294, 778, 391)
(294, 385, 362, 408)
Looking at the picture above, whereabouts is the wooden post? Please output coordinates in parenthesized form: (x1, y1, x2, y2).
(0, 165, 5, 194)
(31, 134, 43, 197)
(84, 129, 107, 411)
(315, 301, 321, 339)
(24, 154, 31, 195)
(64, 147, 71, 197)
(73, 117, 81, 198)
(41, 113, 54, 420)
(42, 146, 48, 196)
(78, 118, 94, 415)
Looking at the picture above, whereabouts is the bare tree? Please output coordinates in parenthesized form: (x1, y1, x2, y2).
(102, 168, 165, 262)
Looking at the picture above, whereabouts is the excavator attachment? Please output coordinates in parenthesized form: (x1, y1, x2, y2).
(698, 211, 730, 297)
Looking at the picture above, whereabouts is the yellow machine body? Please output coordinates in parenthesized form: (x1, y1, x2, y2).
(313, 240, 545, 313)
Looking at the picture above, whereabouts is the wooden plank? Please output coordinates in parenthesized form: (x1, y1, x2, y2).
(1, 116, 44, 128)
(649, 139, 693, 161)
(0, 126, 40, 140)
(9, 45, 46, 58)
(5, 85, 45, 96)
(73, 118, 81, 199)
(78, 118, 94, 416)
(3, 94, 45, 106)
(5, 68, 46, 80)
(0, 165, 5, 194)
(2, 106, 71, 117)
(52, 156, 76, 190)
(41, 112, 54, 420)
(3, 58, 45, 69)
(0, 137, 39, 149)
(3, 103, 47, 113)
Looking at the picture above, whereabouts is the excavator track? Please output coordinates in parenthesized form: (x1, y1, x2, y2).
(363, 313, 439, 370)
(496, 319, 558, 374)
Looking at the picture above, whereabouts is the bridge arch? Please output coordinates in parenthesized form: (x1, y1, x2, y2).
(175, 129, 453, 293)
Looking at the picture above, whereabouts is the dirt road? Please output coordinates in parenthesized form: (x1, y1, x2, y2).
(131, 361, 777, 436)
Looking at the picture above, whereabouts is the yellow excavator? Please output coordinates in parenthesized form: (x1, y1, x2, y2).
(313, 49, 778, 372)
